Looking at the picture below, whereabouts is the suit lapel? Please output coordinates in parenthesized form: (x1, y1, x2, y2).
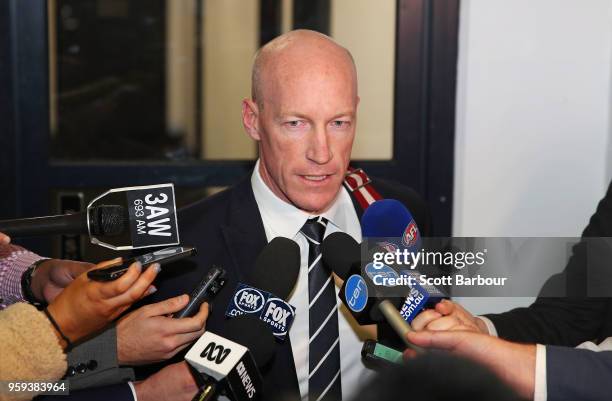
(220, 177, 268, 282)
(220, 176, 301, 401)
(347, 185, 366, 220)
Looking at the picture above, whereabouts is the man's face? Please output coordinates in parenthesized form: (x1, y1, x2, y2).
(245, 60, 358, 214)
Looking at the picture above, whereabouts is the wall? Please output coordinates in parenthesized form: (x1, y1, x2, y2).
(453, 0, 612, 314)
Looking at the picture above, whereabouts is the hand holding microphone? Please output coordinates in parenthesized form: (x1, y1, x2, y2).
(410, 299, 488, 334)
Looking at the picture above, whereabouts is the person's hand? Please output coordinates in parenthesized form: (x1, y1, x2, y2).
(117, 295, 209, 365)
(405, 330, 536, 400)
(133, 361, 199, 401)
(30, 259, 96, 304)
(411, 299, 489, 334)
(0, 232, 9, 245)
(46, 259, 160, 346)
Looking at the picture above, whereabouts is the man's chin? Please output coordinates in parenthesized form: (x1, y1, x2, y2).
(292, 194, 338, 215)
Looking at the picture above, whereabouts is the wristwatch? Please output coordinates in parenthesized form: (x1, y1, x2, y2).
(21, 259, 49, 309)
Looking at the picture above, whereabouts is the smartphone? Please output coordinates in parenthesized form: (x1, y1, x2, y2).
(173, 266, 226, 318)
(361, 339, 404, 370)
(88, 246, 197, 282)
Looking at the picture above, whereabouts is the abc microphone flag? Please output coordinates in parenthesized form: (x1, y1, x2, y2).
(185, 316, 276, 401)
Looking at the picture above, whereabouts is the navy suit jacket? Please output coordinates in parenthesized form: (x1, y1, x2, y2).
(44, 174, 430, 401)
(546, 346, 612, 401)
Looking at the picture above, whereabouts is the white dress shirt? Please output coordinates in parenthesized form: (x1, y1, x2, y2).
(251, 160, 376, 400)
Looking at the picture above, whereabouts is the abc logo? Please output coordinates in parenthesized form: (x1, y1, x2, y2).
(262, 298, 295, 333)
(344, 274, 368, 313)
(402, 220, 419, 247)
(234, 288, 265, 313)
(200, 342, 231, 364)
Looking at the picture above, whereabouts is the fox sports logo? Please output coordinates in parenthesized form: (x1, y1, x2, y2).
(234, 287, 265, 313)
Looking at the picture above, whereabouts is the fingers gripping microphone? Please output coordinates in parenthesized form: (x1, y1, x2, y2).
(0, 205, 127, 238)
(186, 315, 276, 401)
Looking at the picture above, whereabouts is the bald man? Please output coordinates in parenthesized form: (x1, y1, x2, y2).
(57, 30, 430, 401)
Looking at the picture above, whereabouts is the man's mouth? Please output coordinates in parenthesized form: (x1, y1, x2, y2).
(304, 175, 328, 181)
(300, 174, 334, 183)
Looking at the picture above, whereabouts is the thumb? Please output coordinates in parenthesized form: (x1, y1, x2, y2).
(66, 261, 95, 277)
(146, 294, 190, 317)
(435, 299, 454, 316)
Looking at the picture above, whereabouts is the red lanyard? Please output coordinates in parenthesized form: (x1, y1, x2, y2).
(343, 168, 382, 210)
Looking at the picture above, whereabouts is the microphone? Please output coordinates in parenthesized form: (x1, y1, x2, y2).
(321, 232, 424, 352)
(321, 231, 440, 322)
(361, 199, 447, 319)
(0, 205, 127, 238)
(225, 237, 301, 341)
(185, 315, 276, 401)
(321, 232, 388, 324)
(361, 198, 421, 252)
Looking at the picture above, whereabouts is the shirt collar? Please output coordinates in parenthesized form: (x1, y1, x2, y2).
(251, 159, 355, 240)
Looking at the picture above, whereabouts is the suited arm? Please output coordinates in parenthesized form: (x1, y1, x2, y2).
(65, 323, 135, 390)
(546, 346, 612, 401)
(484, 179, 612, 346)
(484, 296, 607, 346)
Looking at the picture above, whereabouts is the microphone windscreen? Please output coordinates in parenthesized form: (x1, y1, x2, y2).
(361, 199, 412, 238)
(90, 205, 127, 236)
(219, 314, 276, 368)
(250, 237, 300, 300)
(321, 232, 360, 280)
(361, 199, 422, 253)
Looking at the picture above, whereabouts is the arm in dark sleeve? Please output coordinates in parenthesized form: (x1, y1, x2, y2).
(485, 182, 612, 346)
(546, 346, 612, 401)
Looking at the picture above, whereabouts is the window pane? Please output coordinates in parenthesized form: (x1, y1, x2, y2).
(49, 0, 394, 161)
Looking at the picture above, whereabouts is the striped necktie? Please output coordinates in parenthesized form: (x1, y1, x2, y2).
(301, 217, 342, 401)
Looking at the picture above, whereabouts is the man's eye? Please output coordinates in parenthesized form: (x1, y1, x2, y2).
(331, 121, 350, 128)
(285, 120, 305, 129)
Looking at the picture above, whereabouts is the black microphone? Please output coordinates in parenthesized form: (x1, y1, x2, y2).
(0, 205, 127, 238)
(321, 232, 425, 352)
(248, 237, 301, 299)
(321, 232, 388, 324)
(225, 237, 301, 341)
(185, 315, 276, 401)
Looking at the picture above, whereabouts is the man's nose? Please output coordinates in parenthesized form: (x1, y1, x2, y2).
(306, 127, 332, 164)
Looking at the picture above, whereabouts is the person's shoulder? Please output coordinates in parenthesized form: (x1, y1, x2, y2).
(373, 177, 424, 204)
(179, 186, 235, 221)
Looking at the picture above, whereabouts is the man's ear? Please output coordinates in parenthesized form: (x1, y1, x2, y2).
(242, 99, 261, 141)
